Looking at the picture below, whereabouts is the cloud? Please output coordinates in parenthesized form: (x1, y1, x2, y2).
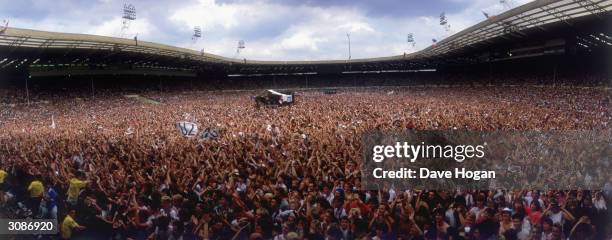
(0, 0, 533, 61)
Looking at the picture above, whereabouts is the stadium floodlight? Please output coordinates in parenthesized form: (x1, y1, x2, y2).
(406, 33, 415, 53)
(234, 40, 246, 58)
(439, 12, 451, 33)
(192, 26, 202, 40)
(189, 26, 203, 50)
(123, 4, 136, 20)
(346, 33, 351, 60)
(407, 33, 414, 44)
(407, 33, 415, 46)
(439, 12, 448, 25)
(121, 3, 136, 38)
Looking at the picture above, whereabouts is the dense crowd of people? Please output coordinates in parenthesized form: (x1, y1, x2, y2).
(0, 85, 610, 239)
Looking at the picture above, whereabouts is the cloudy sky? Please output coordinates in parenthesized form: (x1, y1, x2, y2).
(0, 0, 530, 60)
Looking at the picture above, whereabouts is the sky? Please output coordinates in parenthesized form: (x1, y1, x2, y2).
(0, 0, 531, 61)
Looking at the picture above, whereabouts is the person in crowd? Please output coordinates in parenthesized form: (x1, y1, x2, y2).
(0, 168, 7, 206)
(27, 175, 44, 216)
(67, 172, 88, 206)
(511, 213, 530, 240)
(61, 209, 86, 239)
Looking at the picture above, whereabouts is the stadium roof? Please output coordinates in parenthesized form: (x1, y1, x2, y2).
(0, 0, 611, 76)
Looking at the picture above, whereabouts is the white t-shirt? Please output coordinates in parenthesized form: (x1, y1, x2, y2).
(549, 211, 564, 225)
(516, 217, 531, 240)
(469, 206, 482, 218)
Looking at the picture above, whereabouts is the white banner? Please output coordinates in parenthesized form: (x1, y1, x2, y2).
(176, 121, 199, 138)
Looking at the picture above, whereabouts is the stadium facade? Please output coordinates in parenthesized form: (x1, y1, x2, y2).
(0, 0, 611, 91)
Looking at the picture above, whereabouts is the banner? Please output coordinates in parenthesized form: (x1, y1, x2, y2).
(200, 127, 219, 140)
(176, 121, 199, 138)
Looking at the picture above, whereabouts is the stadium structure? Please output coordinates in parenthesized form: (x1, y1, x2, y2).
(0, 0, 611, 92)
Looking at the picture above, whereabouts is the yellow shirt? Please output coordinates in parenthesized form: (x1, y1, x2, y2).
(27, 180, 44, 198)
(68, 178, 88, 199)
(0, 170, 7, 184)
(61, 215, 80, 239)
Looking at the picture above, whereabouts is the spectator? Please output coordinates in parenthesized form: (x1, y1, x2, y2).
(61, 209, 86, 239)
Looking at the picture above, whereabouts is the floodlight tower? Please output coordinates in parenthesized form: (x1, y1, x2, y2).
(192, 26, 202, 42)
(234, 40, 245, 58)
(190, 26, 202, 49)
(406, 33, 415, 53)
(440, 12, 451, 34)
(121, 3, 136, 38)
(346, 33, 351, 60)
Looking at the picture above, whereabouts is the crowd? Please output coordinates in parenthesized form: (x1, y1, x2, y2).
(0, 85, 610, 240)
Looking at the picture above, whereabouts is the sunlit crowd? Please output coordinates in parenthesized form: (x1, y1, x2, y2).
(0, 85, 610, 239)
